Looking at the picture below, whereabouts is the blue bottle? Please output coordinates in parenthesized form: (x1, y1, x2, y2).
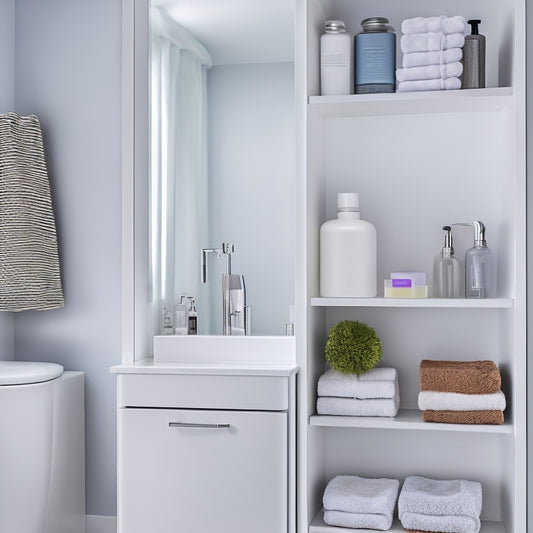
(355, 17, 396, 94)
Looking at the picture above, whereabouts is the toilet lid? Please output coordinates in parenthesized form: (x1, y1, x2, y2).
(0, 361, 64, 385)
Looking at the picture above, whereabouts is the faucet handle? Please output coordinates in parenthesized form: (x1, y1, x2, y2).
(222, 243, 234, 254)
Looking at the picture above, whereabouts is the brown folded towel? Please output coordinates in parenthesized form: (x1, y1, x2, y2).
(422, 409, 504, 425)
(419, 360, 501, 394)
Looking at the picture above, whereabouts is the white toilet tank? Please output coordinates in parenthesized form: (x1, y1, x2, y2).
(0, 361, 85, 533)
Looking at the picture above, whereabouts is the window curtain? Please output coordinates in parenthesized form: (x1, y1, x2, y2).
(151, 8, 212, 334)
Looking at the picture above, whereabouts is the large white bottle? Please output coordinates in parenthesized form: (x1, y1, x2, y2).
(320, 193, 377, 297)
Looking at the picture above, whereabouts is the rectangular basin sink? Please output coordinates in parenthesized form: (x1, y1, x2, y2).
(153, 335, 295, 364)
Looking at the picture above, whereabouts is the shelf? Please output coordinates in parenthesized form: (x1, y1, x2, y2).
(310, 509, 507, 533)
(310, 297, 514, 308)
(308, 87, 513, 118)
(309, 409, 512, 434)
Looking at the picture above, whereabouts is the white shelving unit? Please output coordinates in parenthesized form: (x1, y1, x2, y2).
(296, 1, 525, 532)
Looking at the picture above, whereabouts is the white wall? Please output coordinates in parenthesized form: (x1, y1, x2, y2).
(207, 62, 295, 335)
(13, 0, 122, 517)
(0, 0, 15, 360)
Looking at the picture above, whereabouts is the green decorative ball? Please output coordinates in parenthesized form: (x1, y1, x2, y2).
(325, 320, 383, 375)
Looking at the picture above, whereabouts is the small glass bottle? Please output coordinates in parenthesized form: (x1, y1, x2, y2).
(161, 307, 173, 335)
(433, 226, 462, 298)
(173, 300, 188, 335)
(355, 17, 396, 94)
(320, 20, 351, 95)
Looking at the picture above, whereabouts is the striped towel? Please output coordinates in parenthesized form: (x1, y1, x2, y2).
(0, 113, 64, 311)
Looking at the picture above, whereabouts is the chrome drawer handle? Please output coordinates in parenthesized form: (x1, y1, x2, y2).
(169, 422, 230, 429)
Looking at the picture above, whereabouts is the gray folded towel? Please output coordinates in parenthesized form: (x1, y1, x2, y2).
(0, 113, 64, 311)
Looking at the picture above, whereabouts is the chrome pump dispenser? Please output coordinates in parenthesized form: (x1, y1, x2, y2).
(451, 221, 495, 298)
(433, 226, 462, 298)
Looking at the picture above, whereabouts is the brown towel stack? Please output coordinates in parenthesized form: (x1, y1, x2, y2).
(419, 360, 504, 425)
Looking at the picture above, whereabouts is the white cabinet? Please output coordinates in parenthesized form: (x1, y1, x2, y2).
(118, 408, 287, 533)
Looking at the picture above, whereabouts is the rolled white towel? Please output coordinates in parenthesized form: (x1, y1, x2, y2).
(396, 62, 463, 82)
(401, 32, 465, 54)
(323, 475, 399, 528)
(317, 393, 399, 417)
(401, 16, 467, 36)
(318, 368, 397, 399)
(397, 77, 461, 92)
(323, 510, 393, 531)
(402, 48, 463, 68)
(418, 390, 506, 411)
(398, 476, 482, 533)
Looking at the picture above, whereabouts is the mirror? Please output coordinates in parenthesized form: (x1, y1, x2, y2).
(149, 0, 295, 336)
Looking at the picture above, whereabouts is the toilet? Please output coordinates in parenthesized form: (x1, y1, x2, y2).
(0, 361, 85, 533)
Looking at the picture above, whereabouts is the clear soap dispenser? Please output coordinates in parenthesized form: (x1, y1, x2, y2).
(433, 226, 462, 298)
(452, 221, 495, 298)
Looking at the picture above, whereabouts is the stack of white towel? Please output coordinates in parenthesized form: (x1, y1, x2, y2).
(316, 367, 399, 417)
(323, 475, 400, 531)
(398, 476, 482, 533)
(396, 16, 467, 92)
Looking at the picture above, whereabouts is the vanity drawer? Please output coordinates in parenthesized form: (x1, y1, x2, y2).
(117, 373, 289, 411)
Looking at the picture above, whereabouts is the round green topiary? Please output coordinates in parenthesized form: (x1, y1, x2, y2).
(325, 320, 383, 375)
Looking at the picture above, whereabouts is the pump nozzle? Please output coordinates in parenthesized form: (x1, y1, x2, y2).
(451, 221, 486, 246)
(468, 19, 481, 35)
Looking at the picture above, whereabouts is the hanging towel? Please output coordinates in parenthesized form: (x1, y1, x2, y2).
(422, 409, 504, 425)
(396, 62, 463, 82)
(323, 475, 399, 531)
(0, 113, 64, 311)
(398, 476, 482, 533)
(397, 77, 461, 92)
(317, 368, 397, 399)
(317, 393, 399, 417)
(401, 32, 465, 54)
(418, 390, 506, 411)
(401, 16, 468, 36)
(419, 360, 501, 394)
(402, 48, 463, 68)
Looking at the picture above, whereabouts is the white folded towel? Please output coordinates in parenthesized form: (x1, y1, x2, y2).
(317, 393, 399, 417)
(402, 48, 463, 68)
(398, 476, 482, 533)
(418, 390, 506, 411)
(396, 62, 463, 82)
(397, 77, 461, 92)
(323, 475, 399, 530)
(318, 368, 397, 399)
(401, 16, 467, 36)
(324, 509, 392, 530)
(399, 511, 481, 533)
(401, 32, 465, 54)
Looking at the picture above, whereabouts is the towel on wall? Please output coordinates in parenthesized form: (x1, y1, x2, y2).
(0, 113, 64, 311)
(419, 360, 501, 394)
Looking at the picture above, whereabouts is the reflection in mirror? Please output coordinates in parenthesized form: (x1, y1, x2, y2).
(150, 0, 295, 337)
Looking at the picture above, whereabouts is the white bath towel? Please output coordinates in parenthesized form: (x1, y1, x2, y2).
(324, 509, 392, 531)
(397, 77, 461, 93)
(318, 368, 397, 399)
(401, 32, 465, 54)
(402, 48, 463, 68)
(399, 511, 481, 533)
(323, 475, 399, 528)
(396, 62, 463, 82)
(317, 393, 399, 417)
(398, 476, 482, 518)
(401, 16, 467, 36)
(418, 390, 506, 411)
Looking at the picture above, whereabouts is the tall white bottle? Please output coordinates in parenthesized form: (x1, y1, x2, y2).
(320, 193, 377, 297)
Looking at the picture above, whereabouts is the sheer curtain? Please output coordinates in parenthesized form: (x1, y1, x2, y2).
(151, 8, 212, 334)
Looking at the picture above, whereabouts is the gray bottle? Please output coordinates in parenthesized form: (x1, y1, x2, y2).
(462, 19, 485, 89)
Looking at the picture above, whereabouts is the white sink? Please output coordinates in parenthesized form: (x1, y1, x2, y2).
(153, 335, 295, 364)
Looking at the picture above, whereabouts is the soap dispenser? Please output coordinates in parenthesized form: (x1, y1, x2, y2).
(462, 19, 486, 89)
(452, 221, 495, 298)
(433, 226, 462, 298)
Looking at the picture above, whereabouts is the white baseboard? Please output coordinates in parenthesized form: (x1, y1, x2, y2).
(85, 515, 117, 533)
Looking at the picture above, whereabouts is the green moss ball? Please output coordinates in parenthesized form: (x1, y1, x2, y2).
(325, 320, 383, 375)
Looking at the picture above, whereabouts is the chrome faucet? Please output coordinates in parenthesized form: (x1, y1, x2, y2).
(201, 243, 251, 335)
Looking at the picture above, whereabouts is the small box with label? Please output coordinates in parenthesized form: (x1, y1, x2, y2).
(384, 272, 428, 298)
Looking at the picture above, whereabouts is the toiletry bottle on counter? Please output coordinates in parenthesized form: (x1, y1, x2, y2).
(462, 19, 486, 89)
(355, 17, 396, 94)
(188, 298, 198, 335)
(433, 226, 462, 298)
(174, 298, 188, 335)
(452, 221, 495, 298)
(320, 193, 377, 297)
(320, 20, 351, 95)
(162, 307, 173, 335)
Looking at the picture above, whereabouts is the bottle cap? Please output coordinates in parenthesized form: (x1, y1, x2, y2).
(337, 193, 359, 211)
(324, 20, 346, 33)
(361, 17, 393, 33)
